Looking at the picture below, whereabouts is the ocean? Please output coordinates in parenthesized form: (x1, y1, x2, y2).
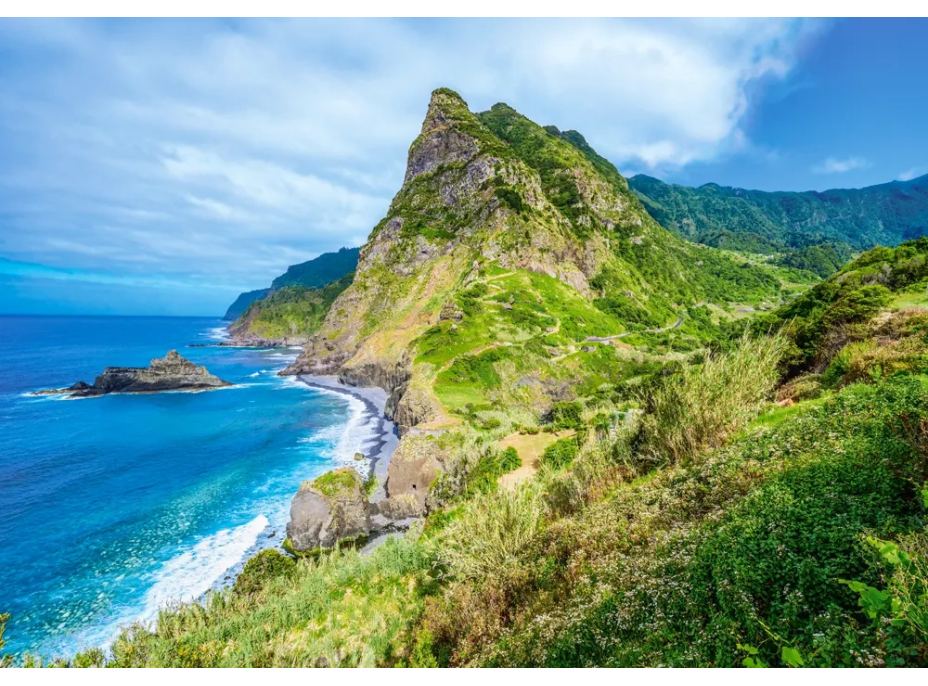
(0, 315, 380, 657)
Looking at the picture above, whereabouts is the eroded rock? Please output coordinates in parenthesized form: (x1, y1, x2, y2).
(32, 350, 231, 398)
(385, 435, 448, 510)
(285, 468, 371, 554)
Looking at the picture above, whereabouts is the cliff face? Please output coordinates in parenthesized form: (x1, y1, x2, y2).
(223, 248, 359, 320)
(223, 289, 271, 321)
(283, 88, 781, 431)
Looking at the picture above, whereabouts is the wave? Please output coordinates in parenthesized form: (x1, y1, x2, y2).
(202, 326, 231, 342)
(299, 388, 383, 465)
(140, 515, 269, 622)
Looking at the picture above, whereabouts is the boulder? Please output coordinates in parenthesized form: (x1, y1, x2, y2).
(376, 493, 425, 520)
(285, 468, 371, 553)
(385, 435, 447, 510)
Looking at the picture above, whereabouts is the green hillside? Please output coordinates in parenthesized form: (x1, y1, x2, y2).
(228, 273, 353, 341)
(223, 288, 270, 321)
(222, 247, 359, 321)
(271, 247, 359, 290)
(629, 173, 928, 273)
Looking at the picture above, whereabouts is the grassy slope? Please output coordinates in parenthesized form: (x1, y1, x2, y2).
(230, 273, 353, 340)
(26, 338, 928, 668)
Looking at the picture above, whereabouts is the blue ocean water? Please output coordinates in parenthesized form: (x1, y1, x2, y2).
(0, 315, 377, 657)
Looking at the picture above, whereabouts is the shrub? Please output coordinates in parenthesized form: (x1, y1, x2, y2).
(550, 400, 583, 430)
(437, 480, 546, 580)
(0, 613, 12, 668)
(233, 548, 296, 596)
(500, 447, 522, 472)
(541, 436, 580, 470)
(637, 332, 784, 466)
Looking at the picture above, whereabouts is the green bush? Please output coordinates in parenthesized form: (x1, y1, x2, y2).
(550, 401, 583, 430)
(437, 480, 546, 580)
(500, 447, 522, 472)
(638, 332, 784, 466)
(541, 436, 580, 470)
(233, 548, 296, 596)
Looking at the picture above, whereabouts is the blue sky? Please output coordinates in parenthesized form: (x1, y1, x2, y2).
(0, 18, 925, 316)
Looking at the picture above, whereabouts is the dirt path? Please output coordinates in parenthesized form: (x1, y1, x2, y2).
(498, 429, 576, 490)
(585, 315, 683, 343)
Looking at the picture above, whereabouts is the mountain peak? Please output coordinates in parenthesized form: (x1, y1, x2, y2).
(406, 89, 490, 184)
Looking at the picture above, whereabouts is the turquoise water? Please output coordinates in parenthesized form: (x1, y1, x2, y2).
(0, 316, 376, 657)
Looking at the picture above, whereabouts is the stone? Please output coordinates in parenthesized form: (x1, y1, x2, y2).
(285, 468, 371, 553)
(353, 452, 365, 461)
(376, 493, 424, 520)
(385, 435, 447, 510)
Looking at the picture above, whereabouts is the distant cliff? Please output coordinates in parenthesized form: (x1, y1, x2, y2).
(223, 248, 360, 320)
(226, 273, 354, 346)
(223, 289, 271, 321)
(271, 247, 359, 290)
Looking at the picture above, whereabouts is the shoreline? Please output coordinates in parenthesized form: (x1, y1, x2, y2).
(295, 374, 398, 501)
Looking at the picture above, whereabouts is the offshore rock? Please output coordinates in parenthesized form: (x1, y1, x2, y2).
(32, 350, 231, 398)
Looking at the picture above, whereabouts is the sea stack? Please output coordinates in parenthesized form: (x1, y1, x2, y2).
(33, 350, 232, 398)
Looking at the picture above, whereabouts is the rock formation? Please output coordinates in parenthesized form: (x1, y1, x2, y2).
(284, 438, 448, 553)
(382, 435, 447, 513)
(285, 468, 372, 554)
(32, 350, 231, 398)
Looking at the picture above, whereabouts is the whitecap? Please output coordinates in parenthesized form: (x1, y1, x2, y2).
(140, 515, 269, 619)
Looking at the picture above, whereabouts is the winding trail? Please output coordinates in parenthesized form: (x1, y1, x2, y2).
(584, 315, 683, 343)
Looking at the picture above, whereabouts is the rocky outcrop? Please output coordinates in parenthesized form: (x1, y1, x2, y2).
(285, 468, 371, 554)
(384, 435, 447, 511)
(219, 335, 308, 348)
(32, 351, 231, 398)
(285, 456, 442, 554)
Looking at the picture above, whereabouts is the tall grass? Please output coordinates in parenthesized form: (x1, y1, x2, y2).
(436, 480, 546, 580)
(637, 332, 784, 466)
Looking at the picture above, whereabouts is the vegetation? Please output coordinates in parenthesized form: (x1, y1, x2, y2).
(270, 247, 360, 290)
(7, 89, 928, 669)
(223, 247, 358, 321)
(230, 273, 353, 340)
(6, 304, 928, 667)
(636, 333, 784, 466)
(630, 173, 928, 255)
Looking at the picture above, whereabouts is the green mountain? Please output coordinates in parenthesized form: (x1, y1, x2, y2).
(227, 274, 354, 344)
(284, 88, 792, 431)
(271, 247, 359, 290)
(223, 288, 271, 321)
(222, 247, 359, 320)
(629, 173, 928, 262)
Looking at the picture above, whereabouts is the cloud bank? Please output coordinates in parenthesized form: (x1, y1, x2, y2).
(0, 18, 824, 312)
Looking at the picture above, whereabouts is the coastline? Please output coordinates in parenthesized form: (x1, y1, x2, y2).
(295, 374, 398, 501)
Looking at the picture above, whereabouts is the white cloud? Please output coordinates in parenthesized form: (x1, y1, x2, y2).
(898, 167, 926, 182)
(812, 156, 870, 174)
(0, 18, 827, 304)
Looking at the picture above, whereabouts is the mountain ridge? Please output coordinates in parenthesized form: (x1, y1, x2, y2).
(629, 172, 928, 253)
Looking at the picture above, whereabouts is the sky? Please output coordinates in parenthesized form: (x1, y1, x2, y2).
(0, 18, 926, 316)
